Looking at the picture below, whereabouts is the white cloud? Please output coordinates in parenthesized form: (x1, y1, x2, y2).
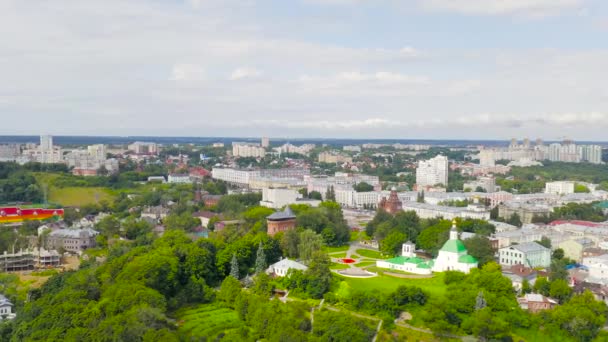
(419, 0, 585, 17)
(229, 67, 262, 80)
(170, 64, 206, 81)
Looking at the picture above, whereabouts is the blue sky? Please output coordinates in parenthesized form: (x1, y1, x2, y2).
(0, 0, 607, 140)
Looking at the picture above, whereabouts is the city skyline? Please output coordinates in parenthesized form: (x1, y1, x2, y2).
(1, 1, 607, 139)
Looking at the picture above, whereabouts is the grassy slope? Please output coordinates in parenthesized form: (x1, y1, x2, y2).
(335, 272, 446, 298)
(176, 303, 241, 339)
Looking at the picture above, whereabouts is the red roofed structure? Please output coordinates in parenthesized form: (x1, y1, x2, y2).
(0, 207, 64, 224)
(549, 220, 602, 228)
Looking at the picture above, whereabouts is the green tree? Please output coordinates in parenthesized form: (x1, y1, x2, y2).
(537, 236, 552, 249)
(551, 291, 608, 341)
(353, 182, 374, 192)
(309, 191, 322, 200)
(298, 229, 324, 263)
(281, 228, 300, 259)
(379, 231, 407, 256)
(521, 278, 531, 294)
(230, 254, 240, 279)
(463, 236, 495, 266)
(533, 276, 551, 296)
(254, 242, 267, 274)
(507, 213, 522, 227)
(552, 248, 565, 260)
(218, 276, 242, 307)
(550, 279, 572, 304)
(574, 183, 590, 193)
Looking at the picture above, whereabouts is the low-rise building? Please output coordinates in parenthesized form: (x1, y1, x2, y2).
(0, 294, 16, 320)
(582, 254, 608, 284)
(0, 250, 35, 272)
(499, 242, 551, 268)
(141, 206, 170, 221)
(558, 238, 595, 262)
(545, 181, 575, 195)
(192, 211, 218, 228)
(502, 264, 538, 291)
(318, 151, 352, 164)
(401, 202, 490, 220)
(267, 258, 308, 277)
(168, 174, 191, 184)
(266, 207, 297, 236)
(518, 294, 558, 313)
(48, 228, 99, 253)
(376, 242, 432, 275)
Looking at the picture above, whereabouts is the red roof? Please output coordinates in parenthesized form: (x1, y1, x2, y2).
(549, 220, 602, 228)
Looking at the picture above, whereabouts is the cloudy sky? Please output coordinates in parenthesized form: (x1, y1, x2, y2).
(1, 0, 607, 140)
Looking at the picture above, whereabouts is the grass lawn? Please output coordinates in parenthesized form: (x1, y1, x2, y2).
(176, 303, 241, 339)
(330, 263, 351, 270)
(356, 249, 390, 259)
(328, 252, 347, 258)
(354, 261, 376, 268)
(350, 254, 360, 259)
(336, 272, 446, 298)
(48, 187, 115, 206)
(323, 245, 350, 253)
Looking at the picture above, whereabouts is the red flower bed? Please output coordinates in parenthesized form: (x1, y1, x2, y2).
(341, 258, 356, 264)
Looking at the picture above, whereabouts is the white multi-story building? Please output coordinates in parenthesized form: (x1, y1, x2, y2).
(498, 242, 551, 268)
(581, 145, 603, 164)
(232, 142, 266, 158)
(64, 145, 118, 176)
(318, 151, 353, 164)
(260, 188, 302, 209)
(343, 145, 361, 152)
(261, 137, 270, 148)
(212, 168, 258, 186)
(128, 142, 159, 155)
(274, 143, 316, 156)
(464, 176, 496, 193)
(583, 254, 608, 284)
(545, 181, 575, 195)
(401, 202, 490, 220)
(33, 135, 63, 163)
(168, 174, 192, 184)
(416, 155, 448, 187)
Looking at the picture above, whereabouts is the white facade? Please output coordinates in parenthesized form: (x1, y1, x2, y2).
(401, 202, 490, 220)
(545, 181, 575, 195)
(0, 295, 15, 320)
(498, 242, 551, 268)
(416, 155, 448, 187)
(168, 174, 192, 184)
(260, 188, 302, 209)
(318, 152, 353, 164)
(128, 142, 159, 154)
(343, 145, 361, 152)
(432, 223, 478, 273)
(232, 142, 265, 158)
(583, 254, 608, 284)
(261, 137, 270, 148)
(212, 168, 259, 186)
(64, 145, 119, 174)
(267, 259, 308, 277)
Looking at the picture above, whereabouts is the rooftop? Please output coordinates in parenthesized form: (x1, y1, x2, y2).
(267, 206, 296, 220)
(503, 242, 549, 253)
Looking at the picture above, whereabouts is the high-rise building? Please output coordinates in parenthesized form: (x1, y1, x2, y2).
(232, 142, 265, 158)
(581, 145, 603, 164)
(416, 155, 448, 187)
(261, 137, 269, 148)
(36, 135, 62, 163)
(40, 135, 53, 151)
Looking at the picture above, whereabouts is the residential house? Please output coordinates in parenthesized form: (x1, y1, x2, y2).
(48, 228, 99, 253)
(582, 254, 608, 284)
(499, 242, 551, 268)
(267, 258, 308, 277)
(168, 173, 191, 184)
(502, 264, 538, 291)
(558, 238, 595, 262)
(518, 294, 558, 313)
(141, 206, 170, 221)
(192, 211, 218, 228)
(0, 295, 15, 320)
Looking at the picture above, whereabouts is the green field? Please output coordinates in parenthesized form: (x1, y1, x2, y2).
(355, 249, 389, 259)
(48, 187, 115, 206)
(328, 252, 347, 258)
(354, 261, 376, 268)
(176, 303, 241, 339)
(330, 263, 351, 270)
(336, 272, 446, 298)
(323, 245, 350, 253)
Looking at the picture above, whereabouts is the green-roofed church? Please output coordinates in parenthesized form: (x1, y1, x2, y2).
(431, 220, 478, 273)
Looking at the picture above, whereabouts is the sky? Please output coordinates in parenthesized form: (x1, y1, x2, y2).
(1, 0, 607, 140)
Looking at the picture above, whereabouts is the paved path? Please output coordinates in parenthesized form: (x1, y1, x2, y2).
(394, 321, 474, 341)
